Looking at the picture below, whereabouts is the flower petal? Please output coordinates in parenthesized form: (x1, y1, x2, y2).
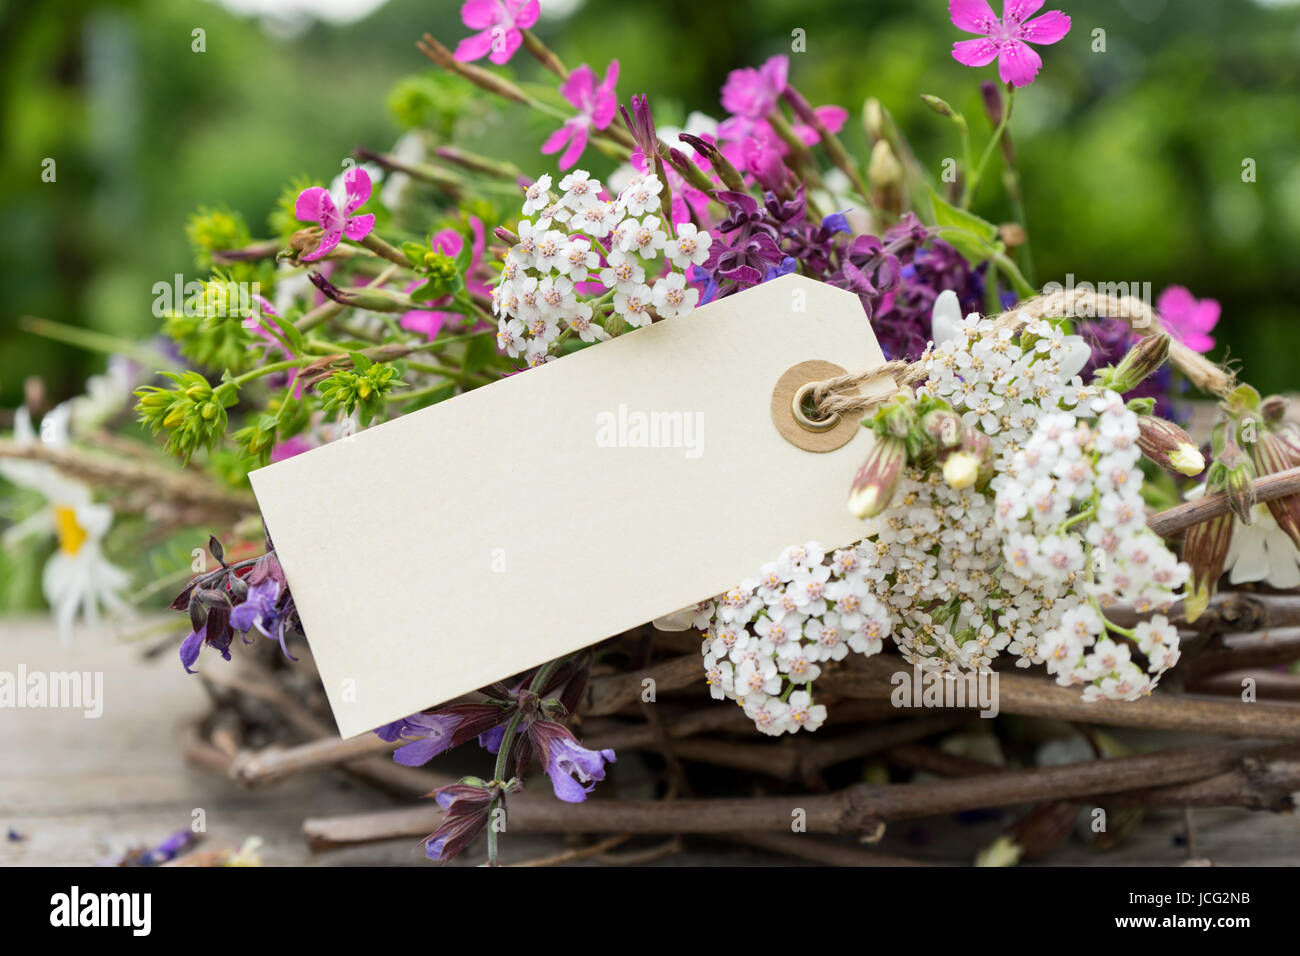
(997, 39, 1043, 87)
(460, 0, 499, 28)
(343, 213, 375, 241)
(1002, 0, 1045, 24)
(949, 0, 999, 34)
(952, 37, 1000, 67)
(540, 123, 573, 157)
(814, 104, 848, 135)
(302, 229, 342, 262)
(487, 27, 523, 65)
(514, 0, 540, 29)
(342, 167, 372, 214)
(559, 64, 596, 110)
(1020, 10, 1071, 44)
(453, 28, 495, 63)
(294, 186, 328, 224)
(559, 125, 589, 170)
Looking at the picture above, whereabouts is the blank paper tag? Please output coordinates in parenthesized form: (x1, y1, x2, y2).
(249, 274, 890, 738)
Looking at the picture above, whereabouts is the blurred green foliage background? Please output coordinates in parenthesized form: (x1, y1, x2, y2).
(2, 0, 1299, 409)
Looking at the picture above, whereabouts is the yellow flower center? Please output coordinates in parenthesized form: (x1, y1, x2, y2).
(54, 506, 87, 556)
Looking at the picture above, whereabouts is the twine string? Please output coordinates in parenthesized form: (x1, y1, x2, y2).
(803, 289, 1234, 422)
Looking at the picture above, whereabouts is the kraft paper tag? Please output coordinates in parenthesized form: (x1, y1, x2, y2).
(249, 274, 892, 738)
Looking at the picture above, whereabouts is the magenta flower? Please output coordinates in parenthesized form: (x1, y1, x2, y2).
(949, 0, 1071, 88)
(454, 0, 539, 65)
(1157, 286, 1220, 354)
(293, 167, 375, 261)
(721, 55, 787, 120)
(542, 60, 619, 170)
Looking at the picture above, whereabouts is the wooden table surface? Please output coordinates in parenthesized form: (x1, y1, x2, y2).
(2, 616, 1296, 867)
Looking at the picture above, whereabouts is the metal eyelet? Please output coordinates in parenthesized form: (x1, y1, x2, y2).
(790, 382, 840, 433)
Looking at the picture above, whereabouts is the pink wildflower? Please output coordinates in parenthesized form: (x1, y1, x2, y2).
(542, 61, 619, 170)
(454, 0, 539, 66)
(949, 0, 1071, 88)
(293, 167, 375, 261)
(1157, 286, 1220, 354)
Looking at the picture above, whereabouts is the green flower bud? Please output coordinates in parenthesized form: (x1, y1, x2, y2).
(1094, 333, 1170, 393)
(848, 434, 907, 519)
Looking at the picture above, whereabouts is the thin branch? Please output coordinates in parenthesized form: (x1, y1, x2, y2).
(0, 438, 256, 520)
(819, 653, 1300, 740)
(301, 739, 1297, 848)
(1148, 466, 1300, 538)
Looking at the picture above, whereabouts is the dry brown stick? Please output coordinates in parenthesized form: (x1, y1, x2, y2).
(886, 743, 1007, 778)
(1187, 671, 1300, 702)
(302, 739, 1292, 848)
(1185, 628, 1300, 677)
(819, 653, 1300, 740)
(1148, 466, 1300, 538)
(228, 733, 398, 786)
(1165, 591, 1300, 633)
(718, 832, 934, 867)
(0, 438, 256, 520)
(584, 654, 704, 715)
(1099, 756, 1300, 812)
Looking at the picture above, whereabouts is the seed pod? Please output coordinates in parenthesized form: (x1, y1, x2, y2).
(1137, 415, 1205, 477)
(1249, 430, 1300, 548)
(1217, 439, 1257, 524)
(1100, 333, 1171, 393)
(848, 434, 907, 519)
(1182, 511, 1233, 624)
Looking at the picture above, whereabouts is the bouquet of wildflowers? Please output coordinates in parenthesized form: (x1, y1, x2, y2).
(9, 0, 1300, 866)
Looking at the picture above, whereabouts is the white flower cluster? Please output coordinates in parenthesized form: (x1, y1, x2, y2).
(992, 391, 1187, 699)
(693, 542, 892, 736)
(693, 312, 1190, 733)
(492, 170, 713, 367)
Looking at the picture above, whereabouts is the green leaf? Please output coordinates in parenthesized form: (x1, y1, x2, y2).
(402, 241, 429, 267)
(463, 333, 497, 373)
(928, 186, 999, 242)
(349, 350, 372, 372)
(935, 226, 995, 266)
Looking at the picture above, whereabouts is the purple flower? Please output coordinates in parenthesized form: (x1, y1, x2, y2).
(702, 190, 784, 293)
(294, 167, 375, 261)
(543, 61, 619, 170)
(391, 712, 463, 766)
(179, 609, 232, 674)
(530, 720, 616, 803)
(764, 257, 798, 282)
(949, 0, 1072, 88)
(375, 702, 513, 766)
(229, 579, 297, 662)
(424, 782, 495, 862)
(140, 830, 197, 866)
(454, 0, 539, 65)
(620, 94, 659, 169)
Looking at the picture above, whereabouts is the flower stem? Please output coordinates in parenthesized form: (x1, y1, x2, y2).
(962, 84, 1015, 209)
(485, 657, 565, 866)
